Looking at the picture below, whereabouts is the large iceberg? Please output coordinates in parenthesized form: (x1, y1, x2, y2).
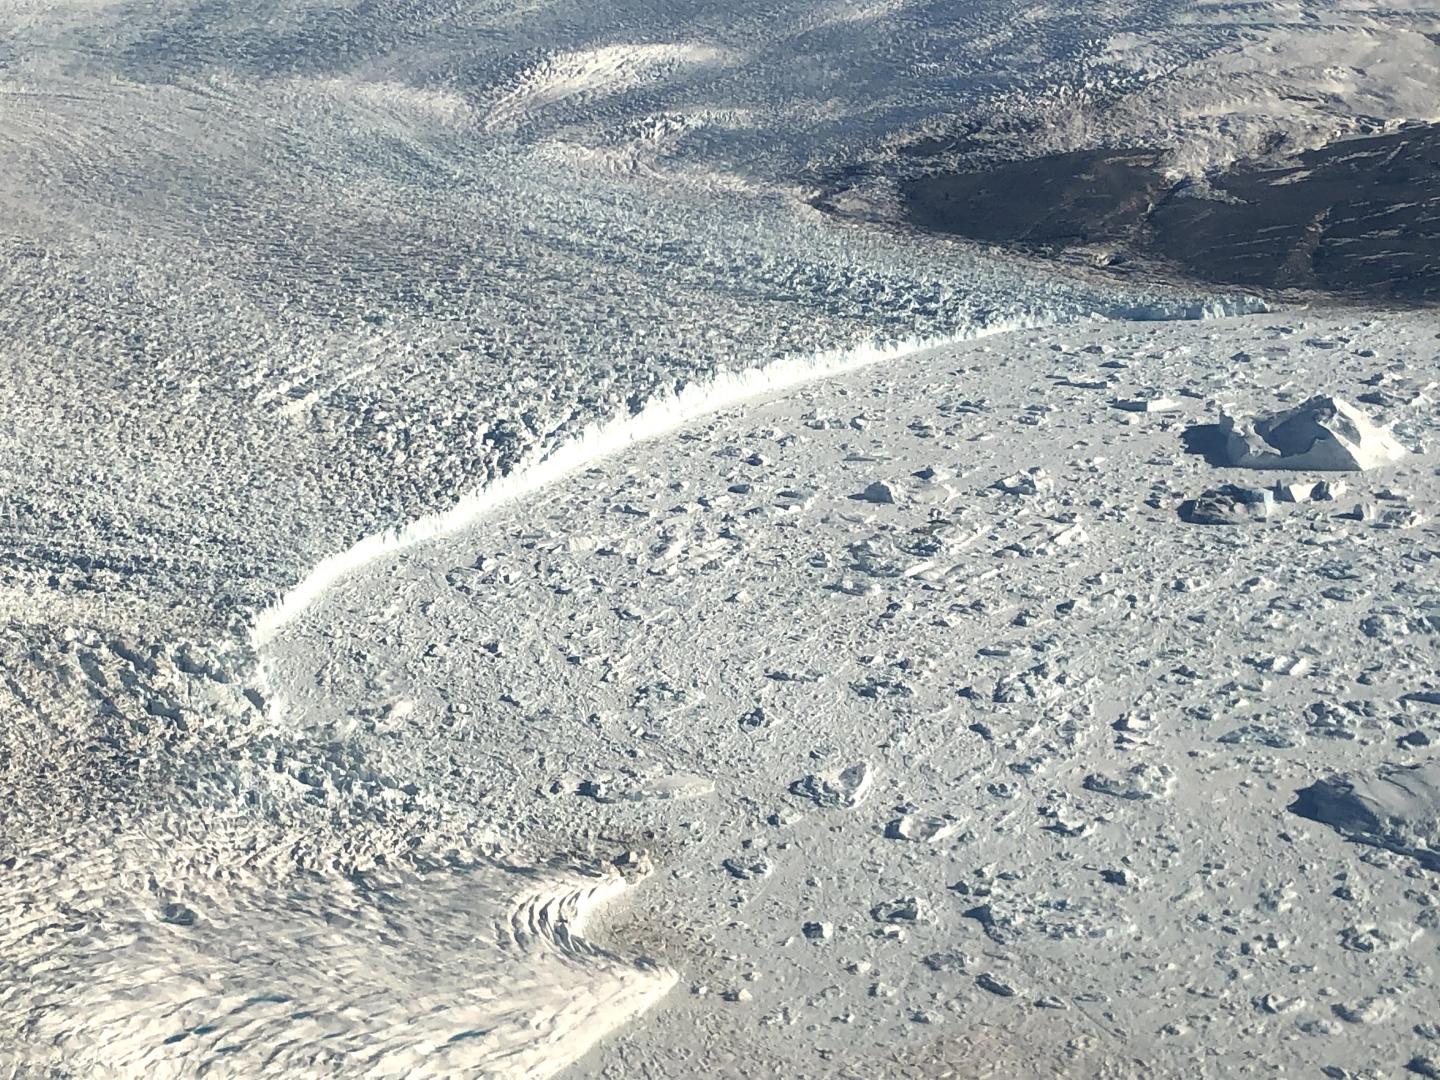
(1218, 395, 1407, 471)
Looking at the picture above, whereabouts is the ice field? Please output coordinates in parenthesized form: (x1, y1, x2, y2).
(2, 0, 1439, 1074)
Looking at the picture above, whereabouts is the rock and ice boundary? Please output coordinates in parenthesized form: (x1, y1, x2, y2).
(251, 295, 1263, 651)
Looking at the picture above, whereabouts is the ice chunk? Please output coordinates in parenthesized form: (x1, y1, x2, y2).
(1273, 480, 1316, 503)
(1290, 762, 1440, 870)
(791, 761, 873, 809)
(992, 468, 1052, 497)
(884, 814, 958, 843)
(1216, 396, 1406, 472)
(870, 896, 924, 923)
(852, 479, 904, 505)
(1180, 484, 1274, 525)
(1113, 396, 1179, 413)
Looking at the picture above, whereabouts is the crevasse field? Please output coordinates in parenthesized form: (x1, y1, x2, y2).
(3, 0, 1439, 1076)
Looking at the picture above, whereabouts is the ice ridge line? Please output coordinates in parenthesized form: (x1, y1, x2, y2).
(250, 294, 1265, 648)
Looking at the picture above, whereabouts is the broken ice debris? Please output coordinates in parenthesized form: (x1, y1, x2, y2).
(884, 814, 958, 843)
(739, 706, 768, 730)
(852, 479, 903, 505)
(1083, 762, 1175, 801)
(870, 897, 924, 924)
(1113, 396, 1179, 414)
(975, 972, 1019, 997)
(1331, 996, 1395, 1025)
(613, 850, 655, 878)
(1290, 762, 1440, 870)
(1273, 480, 1316, 503)
(1216, 395, 1406, 472)
(1180, 484, 1274, 525)
(910, 479, 958, 506)
(1374, 507, 1426, 530)
(1254, 993, 1305, 1015)
(576, 771, 715, 803)
(922, 951, 972, 973)
(723, 854, 774, 880)
(790, 761, 873, 809)
(992, 468, 1051, 497)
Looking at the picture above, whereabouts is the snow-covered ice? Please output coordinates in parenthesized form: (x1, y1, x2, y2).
(251, 311, 1440, 1078)
(2, 0, 1440, 1075)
